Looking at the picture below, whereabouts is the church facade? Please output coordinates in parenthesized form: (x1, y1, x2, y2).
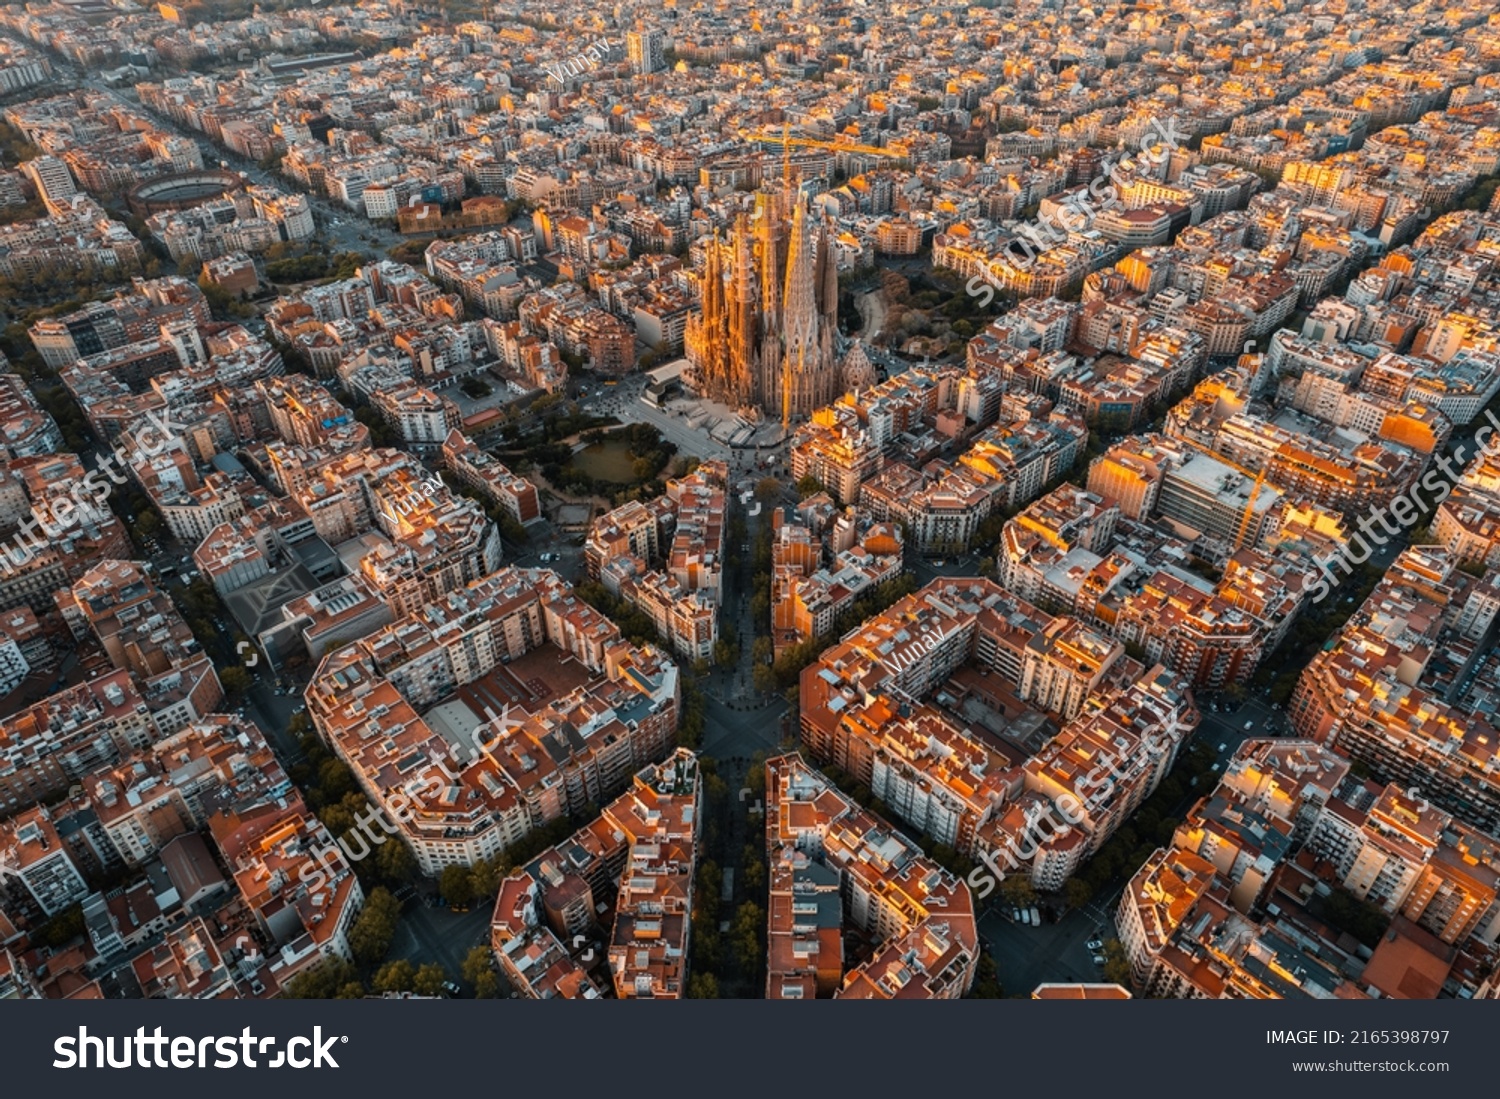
(685, 189, 860, 425)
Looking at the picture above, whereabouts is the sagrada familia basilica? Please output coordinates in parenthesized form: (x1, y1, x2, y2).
(684, 185, 875, 426)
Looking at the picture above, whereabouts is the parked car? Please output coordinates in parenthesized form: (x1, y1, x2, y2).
(1028, 907, 1040, 927)
(1244, 719, 1254, 730)
(1092, 954, 1107, 966)
(1087, 939, 1104, 951)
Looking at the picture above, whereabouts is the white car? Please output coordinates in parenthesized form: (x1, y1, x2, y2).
(1028, 907, 1040, 927)
(1092, 954, 1107, 966)
(1244, 720, 1254, 730)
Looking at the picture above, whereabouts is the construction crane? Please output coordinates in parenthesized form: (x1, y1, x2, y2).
(1234, 464, 1270, 550)
(742, 129, 912, 165)
(1177, 436, 1271, 551)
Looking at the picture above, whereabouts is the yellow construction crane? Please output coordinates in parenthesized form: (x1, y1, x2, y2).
(1235, 464, 1270, 550)
(743, 129, 912, 164)
(1177, 436, 1271, 550)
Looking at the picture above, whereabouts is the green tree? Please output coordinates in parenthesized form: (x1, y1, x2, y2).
(687, 972, 719, 998)
(498, 514, 529, 544)
(282, 957, 360, 999)
(34, 905, 86, 948)
(754, 477, 782, 503)
(349, 887, 401, 965)
(413, 963, 447, 997)
(133, 510, 162, 540)
(796, 474, 825, 498)
(440, 864, 474, 907)
(469, 857, 502, 900)
(314, 758, 355, 805)
(376, 837, 418, 885)
(1101, 940, 1132, 986)
(746, 754, 766, 797)
(1064, 877, 1093, 911)
(219, 666, 252, 695)
(742, 856, 765, 891)
(1312, 886, 1391, 948)
(1000, 875, 1036, 906)
(749, 591, 770, 628)
(372, 959, 417, 993)
(462, 946, 500, 999)
(730, 901, 764, 971)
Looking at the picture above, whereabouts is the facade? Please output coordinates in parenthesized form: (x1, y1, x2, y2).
(490, 749, 699, 999)
(765, 753, 979, 999)
(685, 195, 850, 423)
(308, 567, 680, 875)
(625, 29, 665, 75)
(441, 429, 541, 524)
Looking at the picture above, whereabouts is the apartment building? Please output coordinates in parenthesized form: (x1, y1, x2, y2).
(441, 429, 540, 524)
(765, 753, 978, 999)
(308, 567, 680, 874)
(490, 749, 699, 999)
(1292, 548, 1500, 833)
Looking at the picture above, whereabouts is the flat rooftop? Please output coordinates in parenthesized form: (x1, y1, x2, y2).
(453, 642, 601, 721)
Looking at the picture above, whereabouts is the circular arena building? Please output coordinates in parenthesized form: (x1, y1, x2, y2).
(128, 169, 243, 216)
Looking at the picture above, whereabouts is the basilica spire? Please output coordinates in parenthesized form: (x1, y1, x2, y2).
(686, 188, 841, 425)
